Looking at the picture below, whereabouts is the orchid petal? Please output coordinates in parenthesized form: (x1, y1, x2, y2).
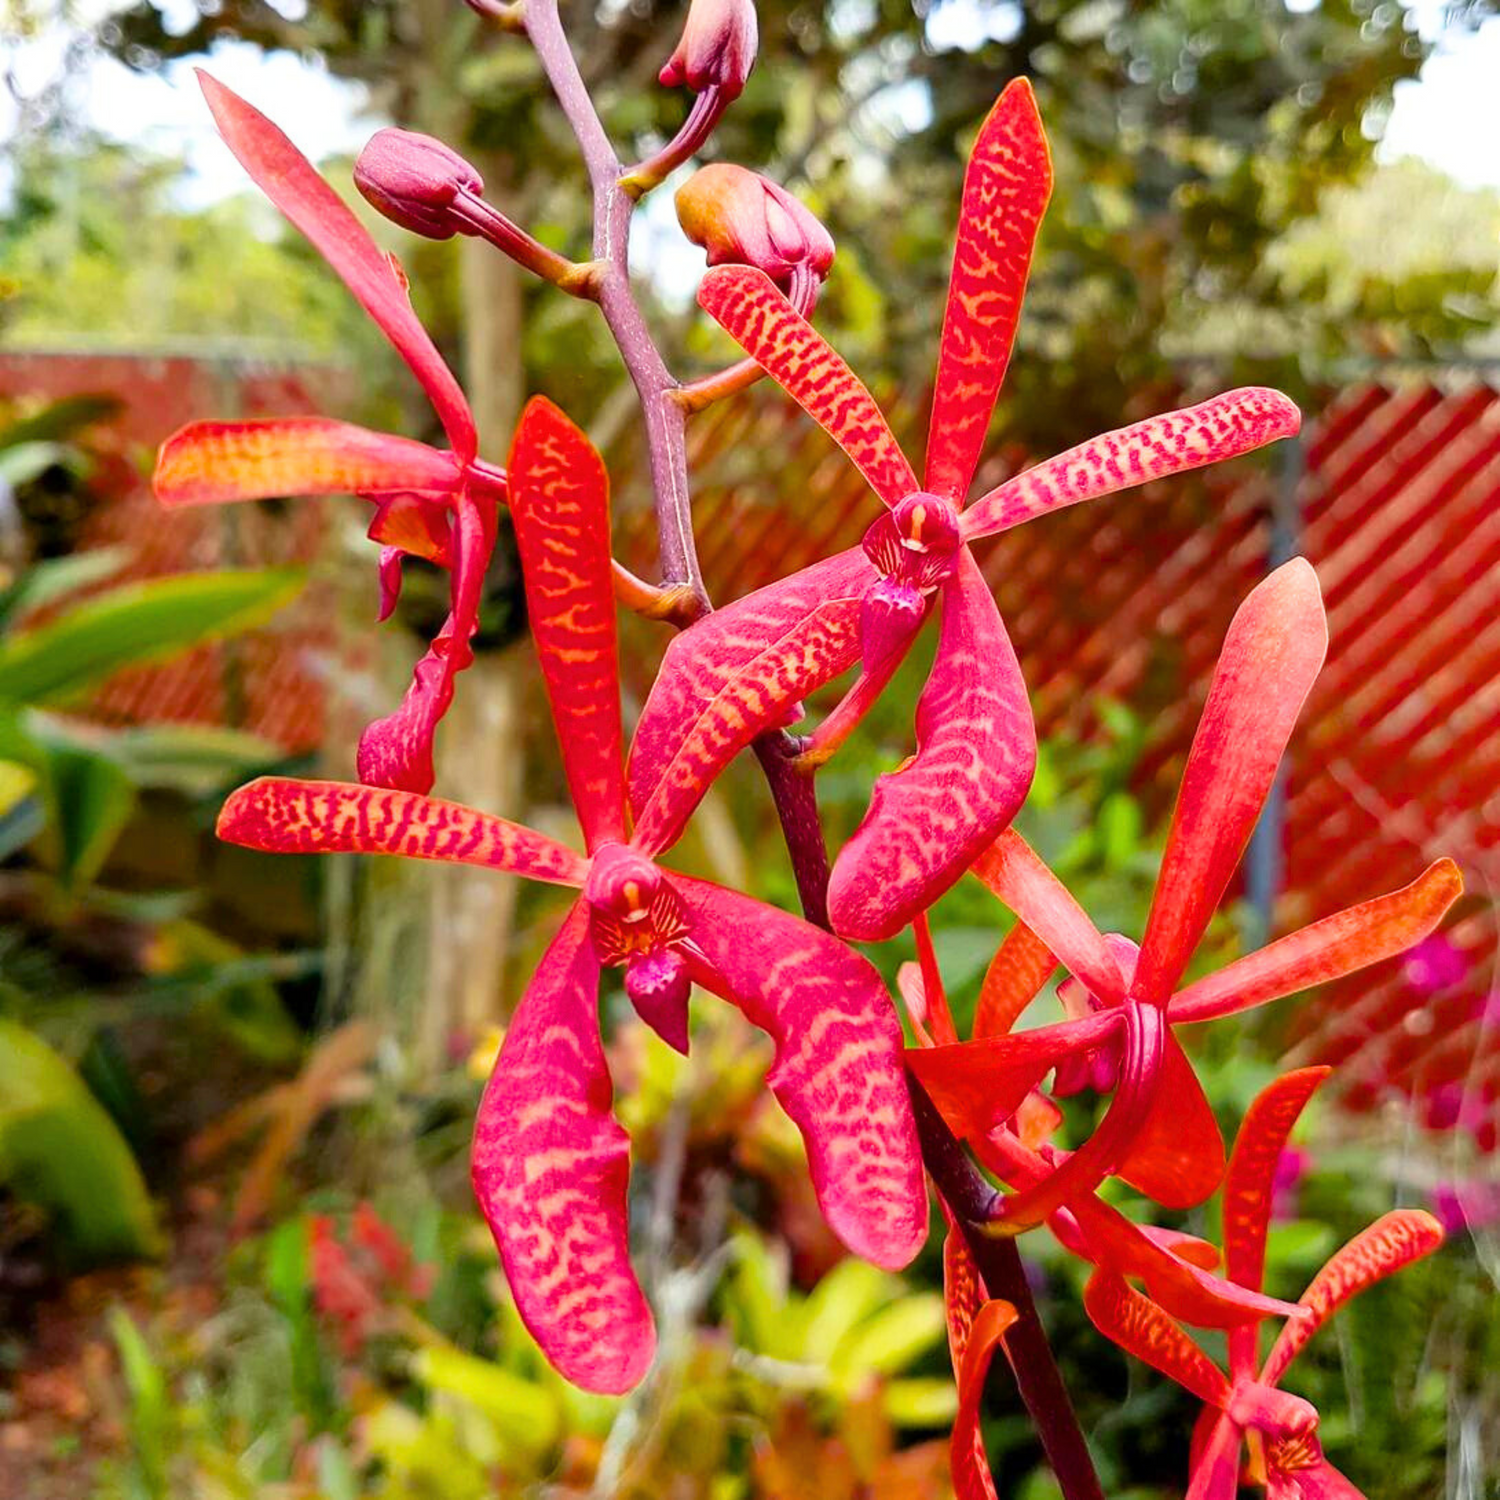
(155, 418, 460, 506)
(974, 921, 1056, 1039)
(1221, 1068, 1331, 1374)
(972, 831, 1125, 1002)
(952, 1293, 1017, 1500)
(508, 399, 627, 850)
(906, 1010, 1122, 1142)
(1083, 1271, 1232, 1407)
(1269, 1459, 1368, 1500)
(1134, 559, 1327, 1004)
(1261, 1210, 1443, 1385)
(1114, 1033, 1225, 1210)
(828, 553, 1035, 941)
(943, 1226, 986, 1370)
(673, 875, 928, 1269)
(961, 388, 1301, 542)
(368, 493, 454, 568)
(471, 903, 654, 1393)
(357, 486, 493, 792)
(1014, 1091, 1064, 1148)
(197, 74, 475, 462)
(698, 265, 918, 506)
(216, 776, 588, 886)
(1169, 860, 1463, 1025)
(628, 547, 872, 857)
(926, 79, 1051, 504)
(1186, 1411, 1244, 1500)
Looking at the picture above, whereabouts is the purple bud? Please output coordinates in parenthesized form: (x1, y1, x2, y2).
(659, 0, 758, 101)
(625, 948, 692, 1055)
(676, 164, 834, 284)
(355, 128, 484, 240)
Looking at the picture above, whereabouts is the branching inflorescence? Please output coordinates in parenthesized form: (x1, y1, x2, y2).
(156, 3, 1462, 1492)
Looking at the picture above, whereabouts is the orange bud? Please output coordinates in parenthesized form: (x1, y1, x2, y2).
(675, 164, 833, 282)
(659, 0, 758, 100)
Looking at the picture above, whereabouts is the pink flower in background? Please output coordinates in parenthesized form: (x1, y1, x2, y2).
(1403, 934, 1469, 995)
(1430, 1181, 1500, 1237)
(1271, 1147, 1309, 1223)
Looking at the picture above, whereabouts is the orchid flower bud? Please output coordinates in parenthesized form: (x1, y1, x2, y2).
(355, 129, 484, 240)
(676, 164, 834, 284)
(660, 0, 758, 102)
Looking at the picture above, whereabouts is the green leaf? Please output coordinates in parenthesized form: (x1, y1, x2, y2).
(37, 739, 137, 889)
(101, 723, 286, 797)
(411, 1345, 563, 1456)
(883, 1377, 959, 1428)
(0, 1018, 162, 1265)
(0, 568, 305, 705)
(0, 440, 87, 488)
(0, 394, 121, 449)
(0, 547, 132, 635)
(108, 1307, 171, 1499)
(829, 1291, 946, 1378)
(799, 1257, 895, 1362)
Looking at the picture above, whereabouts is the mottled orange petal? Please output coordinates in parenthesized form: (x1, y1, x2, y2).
(1261, 1210, 1444, 1385)
(975, 920, 1056, 1039)
(155, 418, 459, 506)
(1134, 560, 1327, 1005)
(952, 1295, 1017, 1500)
(628, 547, 872, 857)
(926, 79, 1051, 504)
(216, 776, 588, 886)
(698, 265, 918, 506)
(675, 875, 928, 1270)
(1083, 1271, 1232, 1407)
(828, 553, 1034, 941)
(508, 399, 627, 851)
(1169, 860, 1463, 1025)
(961, 389, 1301, 542)
(471, 903, 655, 1393)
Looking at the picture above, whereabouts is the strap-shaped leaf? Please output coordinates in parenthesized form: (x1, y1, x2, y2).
(1261, 1210, 1443, 1385)
(974, 920, 1056, 1039)
(508, 399, 627, 850)
(961, 388, 1301, 541)
(926, 79, 1051, 504)
(1134, 560, 1327, 1005)
(674, 875, 928, 1270)
(972, 830, 1126, 1003)
(828, 553, 1034, 941)
(628, 547, 872, 856)
(1083, 1271, 1231, 1408)
(698, 265, 918, 506)
(198, 73, 475, 462)
(471, 903, 654, 1393)
(216, 776, 589, 886)
(154, 418, 459, 506)
(1169, 860, 1463, 1025)
(356, 489, 494, 793)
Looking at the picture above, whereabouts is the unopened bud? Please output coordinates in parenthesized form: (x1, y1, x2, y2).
(660, 0, 758, 100)
(676, 164, 833, 283)
(355, 129, 484, 239)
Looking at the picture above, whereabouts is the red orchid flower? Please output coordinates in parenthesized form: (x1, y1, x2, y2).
(627, 78, 1301, 942)
(908, 559, 1463, 1229)
(899, 933, 1304, 1338)
(1085, 1069, 1444, 1499)
(214, 399, 926, 1394)
(152, 74, 505, 796)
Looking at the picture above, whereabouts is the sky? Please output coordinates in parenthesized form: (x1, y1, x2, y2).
(3, 5, 1500, 197)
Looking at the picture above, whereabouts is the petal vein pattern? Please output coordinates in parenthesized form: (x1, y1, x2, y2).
(697, 265, 918, 505)
(926, 78, 1051, 503)
(828, 552, 1034, 941)
(673, 876, 927, 1269)
(471, 904, 654, 1394)
(216, 776, 589, 885)
(628, 547, 873, 855)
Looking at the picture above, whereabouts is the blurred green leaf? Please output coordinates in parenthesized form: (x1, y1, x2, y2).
(108, 1306, 171, 1499)
(0, 394, 121, 449)
(0, 568, 304, 704)
(830, 1292, 946, 1378)
(411, 1344, 563, 1455)
(0, 1017, 162, 1264)
(0, 547, 131, 635)
(0, 440, 87, 488)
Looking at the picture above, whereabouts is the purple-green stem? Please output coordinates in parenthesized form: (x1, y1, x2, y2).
(517, 8, 1102, 1493)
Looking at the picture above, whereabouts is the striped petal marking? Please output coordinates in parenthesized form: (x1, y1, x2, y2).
(925, 78, 1052, 505)
(674, 875, 928, 1270)
(828, 550, 1035, 942)
(471, 903, 655, 1394)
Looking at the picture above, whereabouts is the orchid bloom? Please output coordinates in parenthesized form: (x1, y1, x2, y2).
(627, 78, 1301, 942)
(153, 74, 504, 796)
(213, 399, 926, 1393)
(907, 559, 1463, 1229)
(1085, 1069, 1444, 1499)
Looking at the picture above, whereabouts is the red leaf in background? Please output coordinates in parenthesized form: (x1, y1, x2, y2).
(827, 551, 1035, 940)
(508, 398, 629, 850)
(677, 876, 927, 1270)
(472, 904, 654, 1394)
(925, 78, 1051, 504)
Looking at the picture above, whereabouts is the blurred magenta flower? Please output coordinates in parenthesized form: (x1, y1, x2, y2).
(1403, 933, 1468, 995)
